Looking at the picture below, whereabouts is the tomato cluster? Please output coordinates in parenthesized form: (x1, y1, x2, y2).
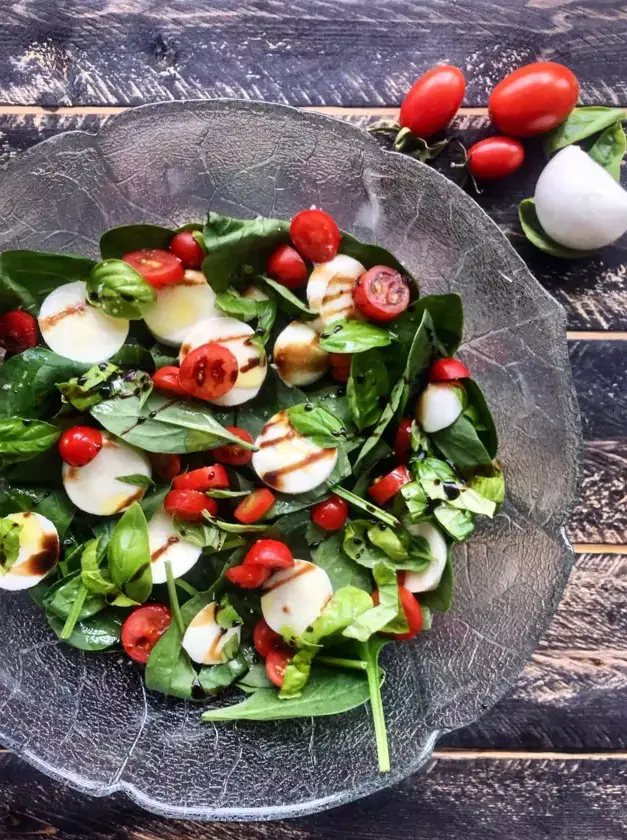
(226, 538, 294, 590)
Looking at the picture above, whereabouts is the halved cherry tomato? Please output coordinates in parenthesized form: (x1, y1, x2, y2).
(368, 465, 412, 506)
(429, 357, 471, 382)
(290, 209, 341, 263)
(150, 453, 181, 482)
(123, 248, 184, 288)
(169, 230, 204, 269)
(164, 489, 218, 522)
(267, 244, 308, 289)
(373, 586, 423, 641)
(152, 365, 188, 397)
(226, 563, 271, 589)
(211, 426, 254, 466)
(353, 266, 410, 322)
(467, 136, 525, 180)
(179, 343, 238, 401)
(488, 62, 579, 137)
(59, 426, 103, 467)
(244, 539, 294, 571)
(0, 310, 38, 354)
(253, 618, 283, 658)
(173, 464, 229, 492)
(393, 417, 413, 464)
(266, 646, 294, 688)
(329, 352, 352, 383)
(400, 65, 466, 138)
(122, 604, 172, 664)
(234, 488, 276, 524)
(311, 495, 348, 532)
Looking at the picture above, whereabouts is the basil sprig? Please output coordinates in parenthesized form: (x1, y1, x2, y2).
(286, 403, 347, 448)
(86, 259, 156, 320)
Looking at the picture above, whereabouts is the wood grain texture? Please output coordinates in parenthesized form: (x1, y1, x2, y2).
(570, 442, 627, 544)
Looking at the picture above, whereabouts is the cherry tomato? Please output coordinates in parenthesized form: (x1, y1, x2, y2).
(169, 230, 204, 269)
(152, 366, 188, 398)
(211, 426, 254, 466)
(368, 465, 412, 506)
(253, 618, 282, 658)
(123, 248, 184, 288)
(266, 646, 294, 688)
(488, 62, 579, 137)
(373, 586, 423, 641)
(179, 343, 238, 401)
(234, 488, 276, 524)
(226, 563, 270, 589)
(164, 489, 218, 522)
(311, 495, 348, 532)
(393, 417, 413, 464)
(59, 426, 103, 468)
(122, 604, 172, 664)
(429, 357, 471, 382)
(150, 453, 181, 482)
(353, 266, 410, 322)
(329, 352, 352, 383)
(290, 209, 341, 263)
(244, 539, 294, 571)
(0, 310, 38, 354)
(172, 464, 229, 492)
(267, 244, 308, 289)
(467, 136, 525, 180)
(400, 65, 466, 138)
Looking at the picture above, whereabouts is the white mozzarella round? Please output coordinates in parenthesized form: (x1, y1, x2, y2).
(273, 321, 328, 387)
(261, 559, 333, 636)
(319, 269, 365, 327)
(62, 433, 152, 516)
(252, 410, 338, 494)
(404, 522, 448, 593)
(144, 270, 222, 347)
(179, 316, 267, 406)
(182, 602, 242, 665)
(0, 512, 59, 591)
(147, 506, 202, 584)
(416, 383, 464, 433)
(306, 255, 365, 313)
(38, 281, 129, 363)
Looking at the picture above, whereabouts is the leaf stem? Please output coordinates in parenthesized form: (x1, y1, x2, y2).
(175, 579, 199, 598)
(165, 561, 185, 636)
(60, 583, 88, 640)
(363, 641, 390, 773)
(333, 485, 399, 528)
(318, 656, 368, 671)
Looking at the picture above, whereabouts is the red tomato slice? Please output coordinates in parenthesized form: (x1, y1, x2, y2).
(393, 417, 413, 464)
(368, 465, 412, 506)
(266, 646, 294, 688)
(0, 310, 38, 354)
(234, 488, 276, 524)
(400, 66, 466, 138)
(123, 248, 184, 288)
(267, 244, 308, 289)
(122, 604, 172, 664)
(373, 586, 423, 641)
(290, 209, 341, 263)
(226, 563, 271, 589)
(179, 343, 238, 400)
(150, 453, 181, 482)
(311, 495, 349, 532)
(244, 539, 294, 571)
(253, 618, 282, 658)
(172, 465, 229, 492)
(211, 426, 254, 466)
(152, 365, 188, 398)
(428, 357, 471, 382)
(329, 352, 352, 383)
(169, 230, 204, 269)
(467, 137, 525, 180)
(164, 489, 218, 522)
(353, 266, 410, 322)
(59, 426, 103, 468)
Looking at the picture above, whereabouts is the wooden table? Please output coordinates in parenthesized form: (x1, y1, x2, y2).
(1, 3, 626, 838)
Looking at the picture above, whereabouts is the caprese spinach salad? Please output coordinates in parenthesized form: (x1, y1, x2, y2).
(0, 208, 504, 772)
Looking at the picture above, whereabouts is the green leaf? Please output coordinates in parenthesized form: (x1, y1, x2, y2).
(518, 198, 594, 259)
(390, 294, 463, 370)
(433, 505, 474, 542)
(215, 288, 261, 321)
(257, 275, 316, 320)
(116, 473, 156, 490)
(305, 385, 354, 428)
(0, 517, 22, 577)
(588, 121, 626, 180)
(344, 562, 402, 642)
(80, 539, 119, 595)
(544, 106, 626, 156)
(347, 349, 389, 431)
(431, 414, 493, 470)
(469, 468, 506, 505)
(0, 418, 61, 464)
(216, 594, 243, 629)
(86, 259, 156, 319)
(463, 379, 498, 459)
(57, 363, 121, 411)
(42, 571, 107, 620)
(343, 520, 389, 569)
(198, 648, 253, 694)
(0, 486, 74, 537)
(318, 320, 392, 354)
(46, 609, 123, 651)
(237, 662, 273, 693)
(358, 636, 390, 772)
(99, 224, 173, 259)
(285, 403, 346, 448)
(419, 551, 454, 612)
(310, 530, 373, 591)
(332, 486, 399, 528)
(338, 231, 417, 287)
(0, 250, 96, 314)
(145, 622, 196, 699)
(108, 503, 152, 603)
(400, 481, 429, 521)
(0, 349, 88, 420)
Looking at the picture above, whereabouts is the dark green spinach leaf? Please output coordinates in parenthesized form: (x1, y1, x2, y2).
(286, 403, 346, 448)
(588, 120, 626, 181)
(46, 609, 123, 651)
(318, 320, 392, 353)
(0, 250, 95, 313)
(99, 224, 173, 259)
(108, 503, 152, 604)
(347, 349, 389, 431)
(0, 349, 88, 420)
(431, 415, 493, 470)
(518, 199, 593, 259)
(0, 418, 61, 465)
(544, 106, 626, 156)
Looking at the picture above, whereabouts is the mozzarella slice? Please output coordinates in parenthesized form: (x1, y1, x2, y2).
(147, 506, 202, 584)
(416, 383, 465, 433)
(182, 602, 242, 665)
(273, 321, 328, 387)
(306, 255, 365, 313)
(144, 270, 222, 346)
(62, 433, 152, 516)
(38, 281, 128, 363)
(0, 512, 59, 591)
(261, 559, 333, 636)
(319, 269, 365, 327)
(404, 522, 448, 593)
(179, 316, 267, 406)
(252, 410, 338, 494)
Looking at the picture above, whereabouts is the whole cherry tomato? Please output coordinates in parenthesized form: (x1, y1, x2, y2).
(226, 563, 270, 589)
(467, 136, 525, 180)
(0, 310, 38, 354)
(164, 489, 218, 522)
(152, 366, 188, 398)
(267, 244, 308, 289)
(234, 488, 276, 524)
(179, 343, 238, 401)
(368, 465, 412, 506)
(353, 266, 410, 322)
(244, 539, 294, 571)
(253, 618, 282, 658)
(429, 357, 471, 382)
(400, 65, 466, 138)
(290, 209, 341, 263)
(150, 453, 181, 482)
(122, 604, 172, 664)
(169, 230, 204, 269)
(172, 465, 229, 492)
(373, 586, 423, 641)
(329, 352, 352, 383)
(123, 248, 184, 288)
(311, 495, 349, 531)
(59, 426, 103, 468)
(211, 426, 254, 466)
(488, 62, 579, 137)
(393, 417, 413, 464)
(265, 646, 294, 688)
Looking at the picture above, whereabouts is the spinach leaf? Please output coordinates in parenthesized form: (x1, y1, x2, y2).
(400, 481, 429, 521)
(0, 486, 74, 537)
(305, 385, 354, 428)
(332, 486, 399, 528)
(86, 259, 156, 319)
(42, 571, 107, 620)
(257, 275, 316, 320)
(358, 636, 390, 772)
(0, 349, 88, 420)
(0, 250, 95, 313)
(145, 622, 195, 699)
(0, 419, 61, 465)
(518, 198, 593, 259)
(111, 342, 157, 371)
(237, 662, 273, 693)
(544, 106, 626, 156)
(80, 539, 118, 595)
(57, 363, 120, 411)
(390, 294, 463, 366)
(347, 349, 389, 431)
(344, 562, 402, 642)
(204, 514, 268, 535)
(108, 503, 152, 604)
(139, 485, 169, 521)
(338, 232, 416, 284)
(343, 520, 389, 569)
(46, 609, 123, 651)
(286, 403, 346, 448)
(310, 530, 372, 591)
(198, 648, 253, 694)
(353, 378, 404, 475)
(464, 379, 498, 459)
(173, 518, 229, 550)
(318, 320, 392, 354)
(589, 121, 626, 180)
(419, 550, 454, 612)
(215, 288, 260, 321)
(433, 505, 474, 542)
(150, 343, 178, 369)
(469, 467, 505, 504)
(0, 518, 22, 576)
(99, 224, 173, 259)
(431, 415, 493, 470)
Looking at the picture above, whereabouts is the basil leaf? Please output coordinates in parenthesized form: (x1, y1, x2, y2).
(469, 468, 505, 505)
(140, 485, 169, 521)
(588, 121, 626, 181)
(46, 609, 123, 651)
(80, 539, 119, 595)
(216, 594, 243, 629)
(332, 486, 399, 528)
(286, 403, 346, 448)
(86, 259, 156, 319)
(544, 106, 626, 156)
(0, 418, 61, 464)
(319, 320, 392, 353)
(215, 288, 260, 321)
(257, 275, 316, 320)
(198, 648, 253, 694)
(100, 224, 173, 259)
(57, 363, 121, 411)
(433, 505, 474, 542)
(145, 622, 195, 699)
(419, 551, 454, 612)
(0, 485, 74, 537)
(338, 231, 416, 285)
(0, 250, 96, 314)
(343, 520, 389, 569)
(203, 514, 268, 534)
(150, 343, 178, 370)
(174, 517, 242, 550)
(400, 481, 429, 521)
(108, 502, 152, 604)
(464, 379, 498, 458)
(518, 198, 594, 259)
(0, 349, 88, 420)
(237, 662, 274, 693)
(310, 530, 372, 591)
(42, 571, 107, 620)
(305, 385, 354, 428)
(344, 562, 402, 641)
(431, 414, 493, 470)
(0, 518, 22, 576)
(205, 488, 249, 499)
(390, 294, 463, 371)
(347, 349, 389, 431)
(116, 474, 156, 489)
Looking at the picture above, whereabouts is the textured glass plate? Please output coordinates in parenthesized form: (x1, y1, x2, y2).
(0, 101, 581, 821)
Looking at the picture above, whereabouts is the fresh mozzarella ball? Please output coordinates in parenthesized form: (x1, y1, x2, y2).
(273, 321, 329, 386)
(319, 269, 365, 327)
(182, 602, 241, 665)
(38, 281, 128, 363)
(179, 316, 267, 406)
(261, 559, 333, 636)
(242, 285, 270, 302)
(307, 255, 365, 314)
(535, 145, 627, 250)
(416, 383, 464, 434)
(144, 270, 222, 347)
(147, 506, 202, 584)
(62, 433, 152, 516)
(0, 512, 59, 591)
(403, 522, 448, 593)
(252, 410, 338, 494)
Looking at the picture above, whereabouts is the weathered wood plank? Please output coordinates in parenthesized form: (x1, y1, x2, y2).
(569, 442, 627, 545)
